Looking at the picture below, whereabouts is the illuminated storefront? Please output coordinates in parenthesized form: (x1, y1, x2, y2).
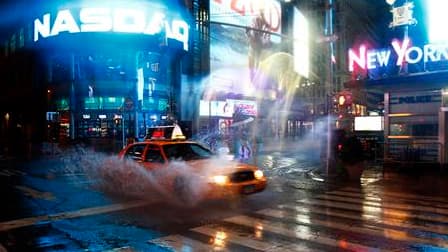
(3, 0, 190, 150)
(348, 39, 448, 166)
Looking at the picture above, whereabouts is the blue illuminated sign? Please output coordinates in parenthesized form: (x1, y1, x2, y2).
(34, 8, 189, 50)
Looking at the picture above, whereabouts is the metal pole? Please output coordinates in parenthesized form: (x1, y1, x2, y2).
(325, 0, 335, 176)
(122, 115, 125, 148)
(70, 53, 76, 140)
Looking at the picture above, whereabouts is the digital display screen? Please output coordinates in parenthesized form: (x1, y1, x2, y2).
(293, 7, 309, 78)
(354, 116, 384, 131)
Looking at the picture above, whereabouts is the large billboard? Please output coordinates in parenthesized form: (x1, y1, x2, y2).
(293, 7, 309, 78)
(209, 0, 282, 96)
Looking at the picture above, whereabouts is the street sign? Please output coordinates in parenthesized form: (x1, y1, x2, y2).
(389, 2, 417, 28)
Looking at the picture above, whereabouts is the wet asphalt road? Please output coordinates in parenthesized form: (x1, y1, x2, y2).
(0, 147, 448, 251)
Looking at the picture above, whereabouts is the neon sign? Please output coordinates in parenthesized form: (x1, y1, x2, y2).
(348, 38, 448, 72)
(34, 8, 189, 50)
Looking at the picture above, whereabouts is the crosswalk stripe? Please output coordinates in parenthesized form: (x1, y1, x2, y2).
(0, 200, 152, 232)
(257, 208, 448, 248)
(193, 225, 319, 252)
(342, 186, 448, 204)
(103, 246, 136, 252)
(149, 234, 231, 252)
(316, 194, 448, 216)
(297, 198, 448, 223)
(223, 215, 385, 251)
(15, 186, 55, 201)
(327, 190, 448, 209)
(279, 203, 448, 235)
(0, 171, 12, 177)
(0, 169, 25, 177)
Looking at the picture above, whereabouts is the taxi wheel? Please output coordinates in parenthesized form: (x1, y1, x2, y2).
(173, 176, 193, 205)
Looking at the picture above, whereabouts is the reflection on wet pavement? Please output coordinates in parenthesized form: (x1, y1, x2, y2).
(150, 172, 448, 251)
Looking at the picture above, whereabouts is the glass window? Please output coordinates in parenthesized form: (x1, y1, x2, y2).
(51, 55, 71, 82)
(389, 116, 438, 137)
(163, 143, 213, 161)
(125, 144, 147, 161)
(144, 147, 165, 163)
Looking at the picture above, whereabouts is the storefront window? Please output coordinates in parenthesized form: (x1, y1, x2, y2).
(158, 99, 168, 111)
(80, 53, 132, 82)
(389, 115, 438, 137)
(51, 55, 71, 82)
(84, 97, 101, 110)
(102, 97, 125, 110)
(56, 98, 69, 111)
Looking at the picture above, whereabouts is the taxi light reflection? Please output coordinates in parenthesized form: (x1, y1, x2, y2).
(254, 170, 264, 179)
(211, 231, 227, 247)
(212, 175, 229, 185)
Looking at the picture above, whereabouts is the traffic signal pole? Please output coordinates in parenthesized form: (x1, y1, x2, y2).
(325, 0, 335, 176)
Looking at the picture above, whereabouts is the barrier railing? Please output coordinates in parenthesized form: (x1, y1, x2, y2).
(383, 141, 442, 167)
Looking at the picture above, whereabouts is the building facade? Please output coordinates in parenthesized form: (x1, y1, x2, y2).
(1, 0, 329, 156)
(345, 0, 448, 167)
(1, 0, 192, 153)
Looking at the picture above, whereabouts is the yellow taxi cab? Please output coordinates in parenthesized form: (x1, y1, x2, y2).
(117, 125, 267, 203)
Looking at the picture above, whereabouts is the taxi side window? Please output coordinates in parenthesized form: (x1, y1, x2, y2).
(125, 144, 146, 161)
(144, 148, 165, 163)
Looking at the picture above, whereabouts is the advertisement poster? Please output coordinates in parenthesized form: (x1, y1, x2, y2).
(199, 99, 257, 117)
(209, 0, 282, 96)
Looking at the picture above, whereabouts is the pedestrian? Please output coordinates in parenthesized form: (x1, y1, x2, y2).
(239, 140, 252, 162)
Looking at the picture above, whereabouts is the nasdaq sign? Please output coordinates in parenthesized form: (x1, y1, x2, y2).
(34, 8, 189, 50)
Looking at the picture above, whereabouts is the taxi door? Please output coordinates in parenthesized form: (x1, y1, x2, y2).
(141, 144, 171, 190)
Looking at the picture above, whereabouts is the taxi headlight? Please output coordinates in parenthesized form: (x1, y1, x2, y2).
(212, 175, 229, 185)
(254, 170, 264, 180)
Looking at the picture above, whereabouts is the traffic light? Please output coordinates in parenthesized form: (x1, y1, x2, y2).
(337, 91, 353, 107)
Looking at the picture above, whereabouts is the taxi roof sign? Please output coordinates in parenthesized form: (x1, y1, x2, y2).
(145, 124, 186, 140)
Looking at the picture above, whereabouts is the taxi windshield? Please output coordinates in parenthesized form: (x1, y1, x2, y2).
(163, 143, 213, 161)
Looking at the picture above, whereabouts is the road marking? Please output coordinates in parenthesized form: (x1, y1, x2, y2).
(149, 234, 230, 252)
(279, 203, 448, 235)
(343, 186, 448, 203)
(297, 198, 448, 223)
(147, 187, 448, 251)
(224, 215, 385, 251)
(327, 190, 448, 209)
(0, 169, 25, 177)
(193, 225, 307, 252)
(0, 200, 152, 232)
(316, 194, 448, 215)
(257, 208, 448, 248)
(103, 246, 136, 252)
(15, 186, 55, 201)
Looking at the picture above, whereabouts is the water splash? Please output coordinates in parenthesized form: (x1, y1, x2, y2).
(58, 145, 247, 208)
